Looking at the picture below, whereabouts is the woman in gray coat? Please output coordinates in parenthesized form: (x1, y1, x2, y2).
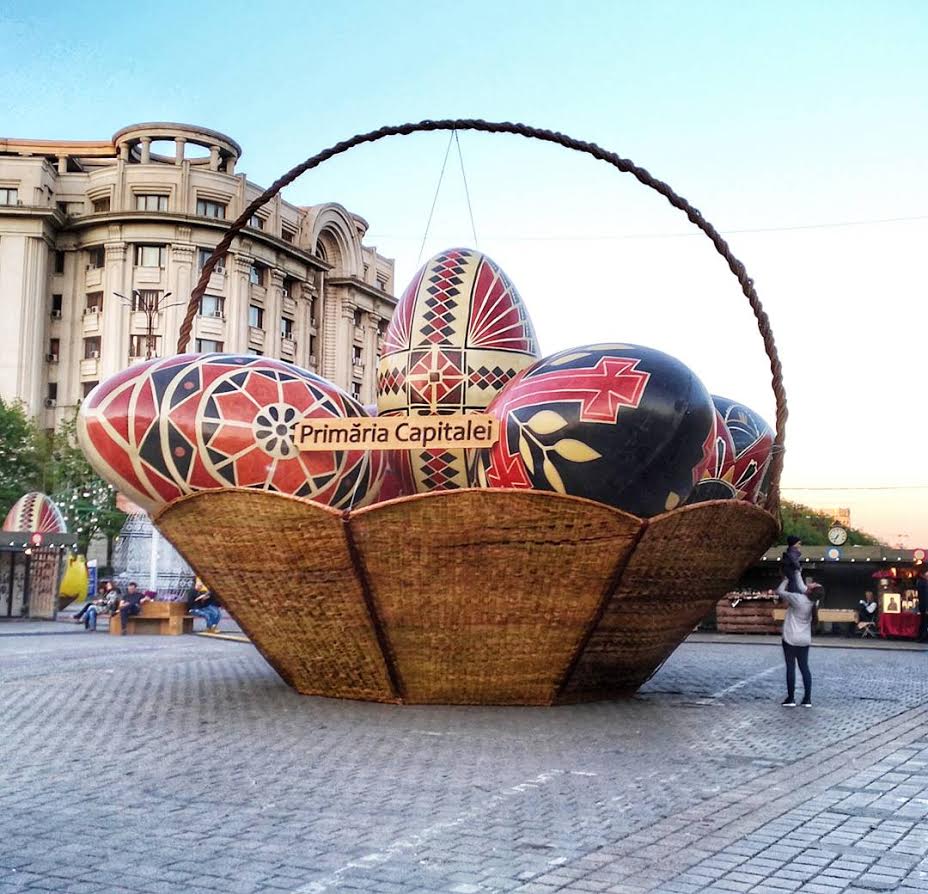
(776, 577, 822, 707)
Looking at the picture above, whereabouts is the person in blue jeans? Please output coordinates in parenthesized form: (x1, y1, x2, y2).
(74, 586, 108, 631)
(776, 576, 822, 707)
(186, 583, 221, 632)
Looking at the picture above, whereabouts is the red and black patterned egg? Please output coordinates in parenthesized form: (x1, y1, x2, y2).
(377, 247, 539, 493)
(77, 354, 384, 514)
(2, 492, 67, 534)
(712, 395, 774, 505)
(686, 410, 739, 503)
(472, 344, 717, 517)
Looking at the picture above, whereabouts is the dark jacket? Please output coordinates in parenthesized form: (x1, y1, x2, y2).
(781, 546, 804, 593)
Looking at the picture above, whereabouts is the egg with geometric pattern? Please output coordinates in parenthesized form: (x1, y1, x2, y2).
(712, 395, 775, 505)
(471, 344, 717, 517)
(78, 354, 384, 514)
(685, 409, 739, 503)
(377, 247, 539, 494)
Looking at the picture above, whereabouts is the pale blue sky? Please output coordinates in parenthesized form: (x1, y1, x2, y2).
(3, 0, 927, 543)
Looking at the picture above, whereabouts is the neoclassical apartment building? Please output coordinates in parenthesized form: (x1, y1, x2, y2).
(0, 122, 396, 427)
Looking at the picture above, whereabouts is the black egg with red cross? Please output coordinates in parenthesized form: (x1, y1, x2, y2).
(472, 344, 717, 517)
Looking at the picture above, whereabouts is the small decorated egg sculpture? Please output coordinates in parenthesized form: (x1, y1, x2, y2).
(377, 247, 539, 493)
(2, 492, 67, 534)
(712, 395, 775, 505)
(686, 410, 739, 503)
(472, 344, 717, 517)
(78, 353, 384, 514)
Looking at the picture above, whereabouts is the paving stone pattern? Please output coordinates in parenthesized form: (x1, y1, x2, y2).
(2, 630, 928, 893)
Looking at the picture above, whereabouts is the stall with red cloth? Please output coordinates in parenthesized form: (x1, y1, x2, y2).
(874, 567, 921, 640)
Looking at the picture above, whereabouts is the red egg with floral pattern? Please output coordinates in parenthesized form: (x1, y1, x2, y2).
(377, 247, 539, 493)
(472, 344, 717, 517)
(78, 354, 384, 514)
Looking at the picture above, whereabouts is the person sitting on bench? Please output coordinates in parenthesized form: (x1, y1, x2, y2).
(186, 581, 222, 633)
(116, 582, 152, 634)
(857, 591, 878, 636)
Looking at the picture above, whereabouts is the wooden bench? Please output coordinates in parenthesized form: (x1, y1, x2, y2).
(772, 608, 858, 624)
(109, 601, 193, 636)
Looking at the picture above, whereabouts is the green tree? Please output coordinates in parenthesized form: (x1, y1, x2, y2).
(0, 398, 46, 519)
(780, 501, 883, 546)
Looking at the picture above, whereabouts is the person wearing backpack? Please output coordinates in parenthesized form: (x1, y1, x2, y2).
(776, 576, 822, 708)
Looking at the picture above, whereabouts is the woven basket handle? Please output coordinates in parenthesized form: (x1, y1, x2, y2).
(177, 119, 786, 514)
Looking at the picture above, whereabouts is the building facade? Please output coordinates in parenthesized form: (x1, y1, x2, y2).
(0, 122, 396, 427)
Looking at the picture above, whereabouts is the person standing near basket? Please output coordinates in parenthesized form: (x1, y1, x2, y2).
(776, 575, 822, 708)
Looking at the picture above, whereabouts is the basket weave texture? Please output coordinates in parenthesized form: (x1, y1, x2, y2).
(155, 488, 776, 705)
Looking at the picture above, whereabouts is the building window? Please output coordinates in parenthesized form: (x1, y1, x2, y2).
(47, 382, 58, 401)
(54, 250, 65, 274)
(280, 317, 294, 339)
(249, 262, 266, 286)
(197, 247, 225, 271)
(48, 338, 60, 362)
(81, 381, 98, 398)
(129, 334, 160, 358)
(87, 245, 106, 269)
(376, 274, 388, 291)
(57, 201, 82, 216)
(85, 292, 103, 314)
(248, 214, 265, 230)
(309, 296, 317, 325)
(50, 294, 63, 317)
(248, 305, 264, 329)
(134, 244, 166, 267)
(195, 339, 224, 353)
(132, 290, 161, 312)
(281, 226, 296, 243)
(353, 309, 363, 328)
(309, 334, 317, 361)
(198, 294, 225, 318)
(135, 194, 168, 212)
(282, 277, 297, 300)
(352, 345, 362, 364)
(0, 187, 18, 206)
(83, 337, 101, 360)
(247, 348, 263, 356)
(350, 382, 361, 401)
(91, 197, 110, 213)
(197, 198, 226, 219)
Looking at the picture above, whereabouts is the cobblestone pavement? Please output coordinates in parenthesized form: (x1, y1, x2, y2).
(2, 627, 928, 894)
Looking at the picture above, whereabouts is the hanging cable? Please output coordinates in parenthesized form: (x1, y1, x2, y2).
(454, 131, 479, 249)
(416, 131, 455, 267)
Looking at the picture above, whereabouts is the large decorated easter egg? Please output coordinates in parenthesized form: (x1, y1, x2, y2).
(377, 247, 539, 492)
(2, 492, 67, 534)
(686, 410, 739, 503)
(472, 344, 716, 517)
(78, 354, 384, 514)
(712, 395, 774, 505)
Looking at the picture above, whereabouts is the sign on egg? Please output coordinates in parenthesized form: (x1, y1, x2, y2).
(377, 247, 539, 493)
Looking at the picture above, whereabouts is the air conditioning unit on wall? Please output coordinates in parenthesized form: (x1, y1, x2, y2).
(44, 398, 56, 408)
(45, 353, 58, 363)
(50, 309, 62, 319)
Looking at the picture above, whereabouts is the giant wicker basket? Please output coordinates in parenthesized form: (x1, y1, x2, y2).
(160, 120, 786, 705)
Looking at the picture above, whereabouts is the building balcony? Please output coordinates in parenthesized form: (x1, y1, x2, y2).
(248, 326, 265, 348)
(130, 311, 158, 333)
(196, 315, 226, 340)
(80, 357, 100, 378)
(282, 295, 297, 316)
(207, 270, 225, 292)
(250, 284, 267, 301)
(352, 363, 364, 379)
(280, 338, 295, 357)
(81, 310, 102, 335)
(134, 267, 163, 285)
(85, 267, 103, 288)
(353, 325, 364, 343)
